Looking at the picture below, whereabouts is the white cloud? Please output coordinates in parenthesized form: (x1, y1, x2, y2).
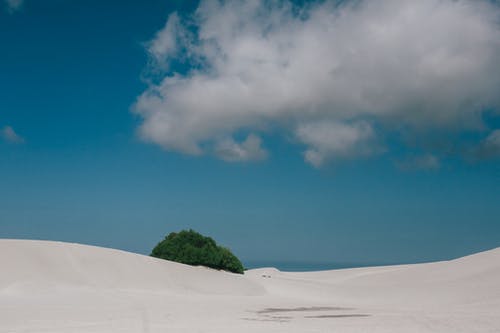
(134, 0, 500, 165)
(1, 126, 24, 144)
(473, 129, 500, 159)
(5, 0, 23, 13)
(214, 133, 267, 162)
(148, 13, 192, 71)
(483, 130, 500, 150)
(296, 121, 379, 167)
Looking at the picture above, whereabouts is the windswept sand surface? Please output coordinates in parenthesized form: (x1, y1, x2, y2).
(1, 240, 499, 332)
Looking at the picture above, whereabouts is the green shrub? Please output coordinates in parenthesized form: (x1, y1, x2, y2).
(151, 229, 244, 274)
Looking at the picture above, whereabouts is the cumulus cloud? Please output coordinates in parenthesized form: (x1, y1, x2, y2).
(5, 0, 23, 13)
(296, 121, 380, 167)
(214, 133, 267, 162)
(1, 126, 24, 144)
(133, 0, 500, 166)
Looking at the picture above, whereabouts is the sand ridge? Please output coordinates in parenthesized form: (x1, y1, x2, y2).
(1, 239, 499, 332)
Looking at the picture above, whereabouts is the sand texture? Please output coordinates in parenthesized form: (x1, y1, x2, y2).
(1, 239, 499, 332)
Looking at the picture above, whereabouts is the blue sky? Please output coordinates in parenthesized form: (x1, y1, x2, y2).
(1, 0, 499, 266)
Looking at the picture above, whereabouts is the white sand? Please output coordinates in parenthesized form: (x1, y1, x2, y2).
(1, 240, 499, 332)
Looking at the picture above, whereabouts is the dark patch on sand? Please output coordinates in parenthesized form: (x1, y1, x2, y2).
(257, 306, 352, 314)
(305, 314, 370, 319)
(244, 306, 370, 323)
(242, 316, 292, 323)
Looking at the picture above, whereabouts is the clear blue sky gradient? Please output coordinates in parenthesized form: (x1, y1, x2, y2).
(1, 0, 499, 266)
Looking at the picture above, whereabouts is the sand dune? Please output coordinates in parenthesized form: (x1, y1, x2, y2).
(1, 239, 499, 332)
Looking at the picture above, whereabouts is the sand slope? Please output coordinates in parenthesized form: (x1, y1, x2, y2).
(1, 239, 499, 332)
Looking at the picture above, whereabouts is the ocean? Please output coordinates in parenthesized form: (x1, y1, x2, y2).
(242, 261, 401, 272)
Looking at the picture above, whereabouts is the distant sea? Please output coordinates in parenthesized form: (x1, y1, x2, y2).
(243, 261, 402, 272)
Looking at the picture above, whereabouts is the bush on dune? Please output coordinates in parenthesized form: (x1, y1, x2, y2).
(150, 229, 244, 274)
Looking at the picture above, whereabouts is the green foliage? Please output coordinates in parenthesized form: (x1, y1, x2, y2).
(150, 229, 244, 274)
